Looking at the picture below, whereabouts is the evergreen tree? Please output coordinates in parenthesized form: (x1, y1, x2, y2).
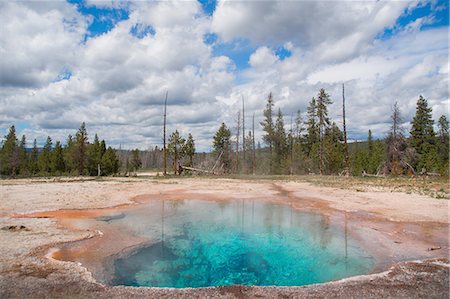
(323, 122, 343, 174)
(305, 98, 319, 157)
(75, 122, 88, 175)
(64, 135, 76, 174)
(350, 144, 368, 176)
(409, 96, 437, 171)
(366, 131, 384, 174)
(168, 130, 185, 174)
(261, 93, 275, 173)
(273, 108, 287, 174)
(368, 130, 373, 157)
(438, 115, 449, 142)
(294, 110, 305, 140)
(316, 89, 333, 174)
(51, 141, 65, 174)
(213, 122, 232, 173)
(100, 140, 107, 157)
(101, 147, 119, 175)
(38, 136, 52, 174)
(18, 135, 28, 175)
(0, 126, 19, 176)
(437, 115, 449, 175)
(184, 133, 195, 167)
(130, 149, 142, 172)
(87, 134, 102, 176)
(30, 139, 39, 174)
(244, 131, 253, 171)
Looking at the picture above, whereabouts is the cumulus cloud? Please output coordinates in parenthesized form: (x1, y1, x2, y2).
(0, 0, 448, 150)
(212, 1, 415, 60)
(0, 1, 87, 88)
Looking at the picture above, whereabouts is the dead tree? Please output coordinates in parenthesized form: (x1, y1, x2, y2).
(235, 110, 241, 174)
(163, 91, 168, 176)
(290, 113, 294, 175)
(252, 112, 256, 174)
(342, 84, 350, 176)
(242, 96, 245, 172)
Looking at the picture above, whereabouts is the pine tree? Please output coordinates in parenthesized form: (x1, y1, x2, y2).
(0, 126, 19, 176)
(244, 131, 253, 171)
(316, 89, 333, 175)
(30, 139, 39, 174)
(370, 139, 385, 175)
(350, 144, 368, 176)
(273, 108, 287, 174)
(366, 130, 384, 174)
(323, 122, 343, 174)
(184, 133, 195, 167)
(261, 93, 275, 173)
(18, 135, 28, 175)
(100, 140, 106, 157)
(51, 141, 65, 174)
(294, 110, 305, 141)
(409, 96, 437, 172)
(75, 122, 88, 175)
(292, 110, 306, 174)
(213, 122, 232, 173)
(168, 130, 185, 174)
(305, 98, 319, 154)
(101, 147, 119, 175)
(87, 134, 102, 175)
(368, 130, 373, 157)
(64, 135, 76, 174)
(437, 115, 449, 175)
(38, 136, 52, 174)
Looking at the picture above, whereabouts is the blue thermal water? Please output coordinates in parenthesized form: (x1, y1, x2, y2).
(109, 199, 374, 288)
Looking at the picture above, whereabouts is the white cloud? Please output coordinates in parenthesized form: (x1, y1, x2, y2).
(0, 0, 448, 150)
(249, 47, 279, 69)
(0, 1, 87, 87)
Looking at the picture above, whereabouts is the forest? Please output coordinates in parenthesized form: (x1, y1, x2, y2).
(0, 89, 448, 178)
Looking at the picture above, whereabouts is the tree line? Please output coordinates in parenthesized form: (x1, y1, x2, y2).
(0, 122, 120, 177)
(212, 91, 449, 176)
(1, 91, 448, 178)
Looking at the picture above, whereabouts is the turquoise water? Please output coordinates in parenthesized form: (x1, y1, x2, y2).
(109, 199, 374, 288)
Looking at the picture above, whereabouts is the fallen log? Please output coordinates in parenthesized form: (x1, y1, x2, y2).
(182, 166, 218, 175)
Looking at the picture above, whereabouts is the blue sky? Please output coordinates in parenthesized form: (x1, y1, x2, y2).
(0, 0, 448, 150)
(65, 0, 448, 72)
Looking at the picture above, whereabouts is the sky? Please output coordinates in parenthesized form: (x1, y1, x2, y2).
(0, 0, 448, 152)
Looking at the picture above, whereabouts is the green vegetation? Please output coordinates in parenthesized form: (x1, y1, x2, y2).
(0, 92, 447, 179)
(0, 123, 119, 177)
(214, 92, 448, 177)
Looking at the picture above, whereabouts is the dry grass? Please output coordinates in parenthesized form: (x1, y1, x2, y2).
(299, 175, 449, 199)
(177, 174, 450, 200)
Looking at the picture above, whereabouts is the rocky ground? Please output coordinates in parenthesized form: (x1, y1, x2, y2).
(0, 176, 448, 298)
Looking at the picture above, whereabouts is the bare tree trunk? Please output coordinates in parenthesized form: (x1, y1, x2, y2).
(242, 96, 245, 173)
(236, 110, 240, 174)
(342, 84, 350, 176)
(290, 113, 293, 175)
(163, 91, 168, 176)
(252, 113, 256, 175)
(319, 125, 324, 175)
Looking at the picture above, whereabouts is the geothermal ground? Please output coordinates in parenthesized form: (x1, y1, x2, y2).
(0, 176, 448, 298)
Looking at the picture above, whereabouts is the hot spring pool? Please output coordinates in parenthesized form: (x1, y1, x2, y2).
(99, 199, 374, 288)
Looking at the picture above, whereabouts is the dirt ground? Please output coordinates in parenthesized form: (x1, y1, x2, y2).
(0, 176, 448, 298)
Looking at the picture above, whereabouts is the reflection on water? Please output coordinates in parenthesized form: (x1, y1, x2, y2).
(108, 199, 374, 288)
